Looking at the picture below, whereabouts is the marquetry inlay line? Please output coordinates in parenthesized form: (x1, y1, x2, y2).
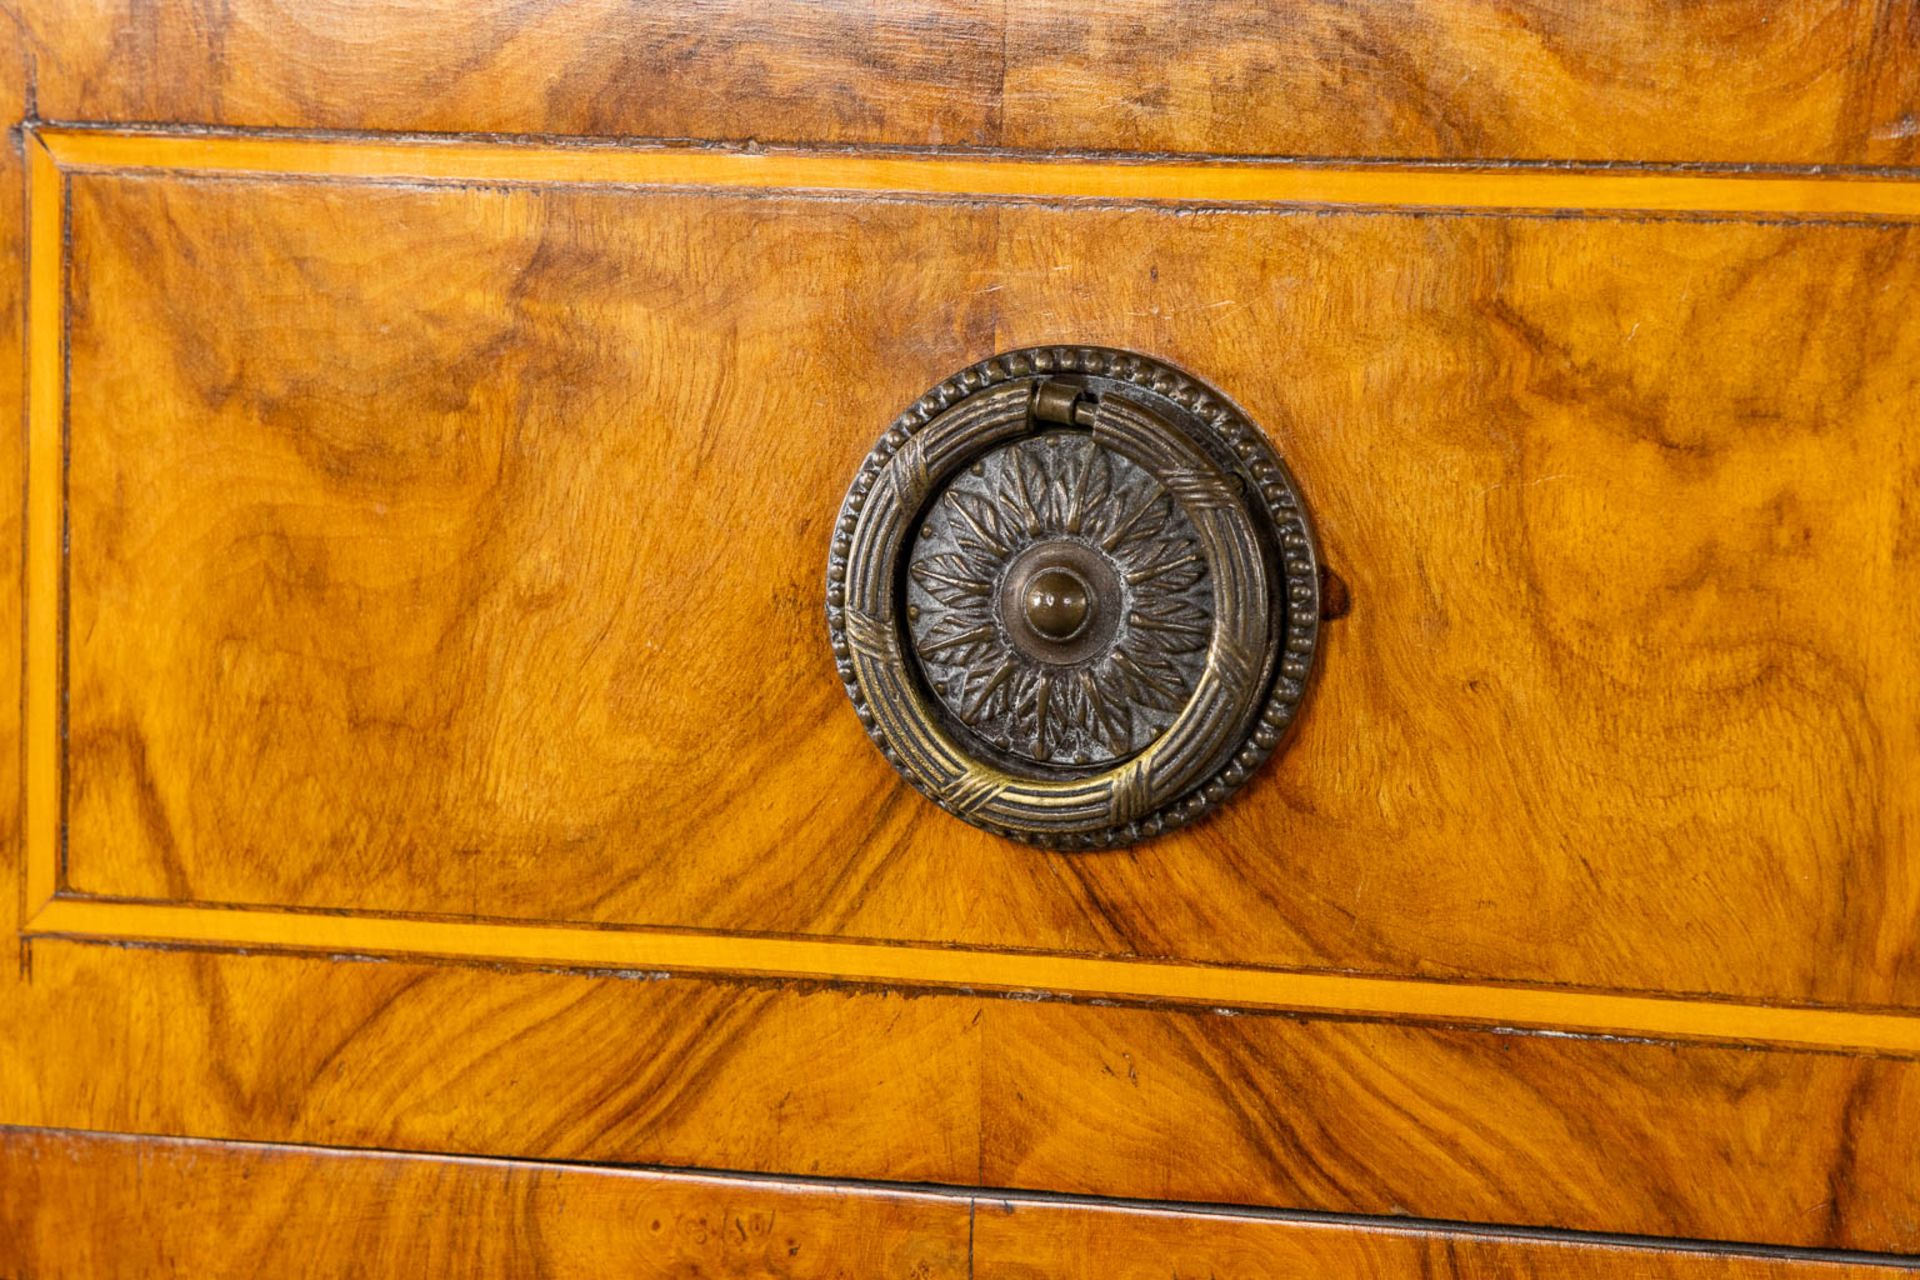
(22, 123, 1920, 1059)
(23, 133, 63, 919)
(22, 897, 1920, 1057)
(34, 126, 1920, 219)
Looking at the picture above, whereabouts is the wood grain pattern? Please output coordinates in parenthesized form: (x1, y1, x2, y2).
(1001, 0, 1920, 167)
(0, 1128, 974, 1278)
(972, 1201, 1908, 1279)
(981, 1000, 1920, 1250)
(16, 0, 1920, 166)
(9, 6, 1920, 1264)
(6, 1129, 1900, 1279)
(4, 945, 1920, 1252)
(45, 146, 1920, 1015)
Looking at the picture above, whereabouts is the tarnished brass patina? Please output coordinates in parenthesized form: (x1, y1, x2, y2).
(826, 347, 1323, 848)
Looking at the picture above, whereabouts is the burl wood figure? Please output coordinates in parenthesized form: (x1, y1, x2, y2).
(2, 1, 1918, 1275)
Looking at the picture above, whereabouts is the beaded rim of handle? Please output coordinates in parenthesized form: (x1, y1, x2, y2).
(826, 347, 1322, 848)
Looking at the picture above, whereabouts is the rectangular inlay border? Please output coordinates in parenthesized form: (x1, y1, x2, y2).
(34, 127, 1920, 218)
(22, 125, 1920, 1057)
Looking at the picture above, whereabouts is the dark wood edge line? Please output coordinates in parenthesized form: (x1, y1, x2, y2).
(3, 1123, 1916, 1268)
(26, 117, 1920, 183)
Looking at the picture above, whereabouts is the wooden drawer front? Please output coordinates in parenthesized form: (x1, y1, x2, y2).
(6, 0, 1920, 1263)
(0, 1128, 1901, 1280)
(29, 133, 1920, 1014)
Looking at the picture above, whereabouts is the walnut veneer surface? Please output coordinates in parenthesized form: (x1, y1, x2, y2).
(7, 1128, 1910, 1279)
(4, 1, 1919, 1271)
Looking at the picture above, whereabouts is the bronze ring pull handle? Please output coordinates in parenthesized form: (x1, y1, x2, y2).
(827, 347, 1327, 848)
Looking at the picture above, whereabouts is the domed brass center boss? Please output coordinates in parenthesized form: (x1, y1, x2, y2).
(826, 347, 1326, 848)
(1021, 566, 1091, 642)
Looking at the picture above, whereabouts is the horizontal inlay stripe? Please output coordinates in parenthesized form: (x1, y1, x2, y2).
(36, 127, 1920, 218)
(23, 898, 1920, 1057)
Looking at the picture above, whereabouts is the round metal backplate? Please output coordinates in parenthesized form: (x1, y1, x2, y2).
(826, 347, 1322, 848)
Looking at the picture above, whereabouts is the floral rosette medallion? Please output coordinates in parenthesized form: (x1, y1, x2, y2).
(826, 348, 1322, 848)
